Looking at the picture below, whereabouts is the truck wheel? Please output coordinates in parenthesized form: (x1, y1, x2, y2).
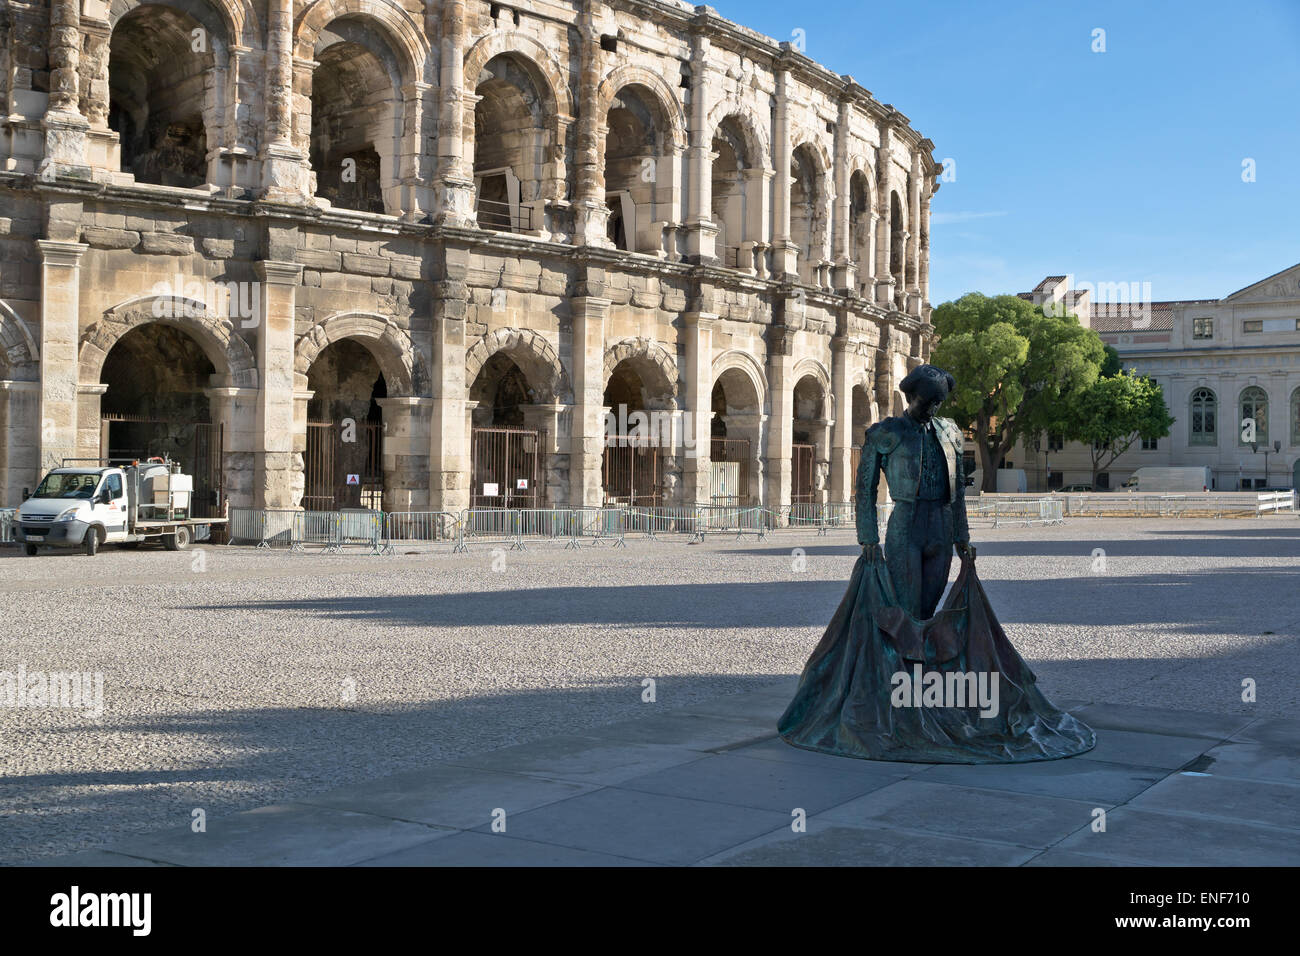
(83, 529, 99, 556)
(163, 526, 191, 551)
(24, 543, 37, 557)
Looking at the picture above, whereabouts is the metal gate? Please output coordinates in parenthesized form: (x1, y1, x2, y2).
(710, 437, 751, 505)
(791, 442, 815, 505)
(603, 439, 663, 506)
(471, 426, 544, 508)
(100, 414, 224, 518)
(305, 421, 383, 510)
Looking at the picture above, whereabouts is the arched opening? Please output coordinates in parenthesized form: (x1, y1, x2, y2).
(603, 357, 675, 506)
(99, 323, 224, 516)
(602, 85, 667, 253)
(305, 339, 386, 509)
(108, 5, 216, 188)
(711, 116, 752, 270)
(791, 373, 828, 509)
(849, 382, 871, 500)
(1189, 387, 1217, 446)
(889, 190, 904, 308)
(710, 367, 763, 506)
(849, 170, 872, 296)
(310, 19, 404, 215)
(468, 352, 547, 507)
(790, 144, 827, 286)
(473, 54, 548, 233)
(1239, 386, 1268, 447)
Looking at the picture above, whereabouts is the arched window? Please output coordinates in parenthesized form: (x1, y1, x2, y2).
(1189, 387, 1216, 446)
(1239, 386, 1268, 446)
(1291, 387, 1300, 446)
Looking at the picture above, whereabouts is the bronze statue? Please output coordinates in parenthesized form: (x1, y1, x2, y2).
(779, 363, 1096, 763)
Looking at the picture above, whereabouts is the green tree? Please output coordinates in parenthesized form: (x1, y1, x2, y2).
(1059, 371, 1174, 487)
(931, 293, 1105, 491)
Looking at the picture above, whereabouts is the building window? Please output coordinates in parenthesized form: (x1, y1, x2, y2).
(1291, 387, 1300, 446)
(1243, 320, 1262, 333)
(1192, 317, 1213, 339)
(1047, 431, 1064, 452)
(1239, 386, 1268, 445)
(1096, 472, 1110, 491)
(1141, 436, 1158, 451)
(1189, 387, 1216, 446)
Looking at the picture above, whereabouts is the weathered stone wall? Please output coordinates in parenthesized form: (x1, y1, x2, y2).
(0, 0, 939, 512)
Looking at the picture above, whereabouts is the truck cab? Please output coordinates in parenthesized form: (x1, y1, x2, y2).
(15, 467, 129, 555)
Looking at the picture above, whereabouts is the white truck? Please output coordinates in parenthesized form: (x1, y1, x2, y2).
(13, 457, 225, 556)
(1121, 466, 1213, 493)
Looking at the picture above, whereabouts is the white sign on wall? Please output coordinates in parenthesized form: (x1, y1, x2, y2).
(346, 474, 360, 486)
(483, 482, 499, 497)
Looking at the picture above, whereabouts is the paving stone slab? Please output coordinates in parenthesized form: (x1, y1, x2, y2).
(445, 734, 708, 786)
(701, 823, 1038, 867)
(298, 764, 597, 829)
(354, 831, 656, 867)
(1228, 716, 1300, 746)
(1077, 728, 1215, 770)
(672, 692, 787, 722)
(23, 850, 175, 867)
(1053, 806, 1300, 866)
(915, 757, 1166, 805)
(1070, 702, 1255, 741)
(1188, 740, 1300, 785)
(470, 786, 789, 865)
(1022, 849, 1153, 867)
(614, 752, 899, 814)
(578, 711, 779, 751)
(1129, 771, 1300, 830)
(817, 779, 1099, 849)
(720, 737, 928, 777)
(108, 803, 453, 867)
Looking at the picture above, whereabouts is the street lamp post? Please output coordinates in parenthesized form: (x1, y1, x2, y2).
(1250, 439, 1283, 488)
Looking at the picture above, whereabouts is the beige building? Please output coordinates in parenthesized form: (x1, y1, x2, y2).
(1011, 267, 1300, 491)
(0, 0, 941, 515)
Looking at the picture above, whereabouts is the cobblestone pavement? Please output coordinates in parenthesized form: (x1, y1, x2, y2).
(3, 517, 1298, 865)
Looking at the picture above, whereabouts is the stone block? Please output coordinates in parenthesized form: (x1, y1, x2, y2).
(80, 226, 139, 250)
(139, 232, 195, 256)
(341, 252, 390, 276)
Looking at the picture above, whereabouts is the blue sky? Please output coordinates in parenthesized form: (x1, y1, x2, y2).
(708, 0, 1300, 304)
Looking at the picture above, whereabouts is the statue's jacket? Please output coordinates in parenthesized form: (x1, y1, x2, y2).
(856, 414, 970, 546)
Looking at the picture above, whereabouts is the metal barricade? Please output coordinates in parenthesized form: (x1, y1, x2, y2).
(383, 511, 460, 547)
(293, 511, 341, 553)
(624, 506, 702, 539)
(0, 508, 15, 544)
(227, 508, 298, 548)
(571, 507, 627, 548)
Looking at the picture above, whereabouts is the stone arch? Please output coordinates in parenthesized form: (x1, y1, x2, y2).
(706, 106, 769, 169)
(80, 296, 257, 389)
(106, 0, 254, 49)
(603, 337, 679, 407)
(791, 356, 832, 400)
(295, 312, 425, 397)
(596, 66, 687, 151)
(295, 0, 429, 85)
(711, 349, 768, 412)
(465, 328, 572, 404)
(0, 301, 39, 376)
(463, 31, 573, 117)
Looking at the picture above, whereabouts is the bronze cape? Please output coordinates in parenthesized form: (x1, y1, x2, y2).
(778, 552, 1096, 764)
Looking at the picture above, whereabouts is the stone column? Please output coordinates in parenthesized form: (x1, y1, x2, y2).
(429, 249, 470, 513)
(684, 32, 717, 261)
(519, 402, 566, 506)
(399, 82, 433, 221)
(0, 381, 40, 504)
(919, 181, 933, 312)
(810, 417, 833, 505)
(253, 261, 301, 508)
(830, 336, 852, 503)
(739, 168, 772, 275)
(37, 240, 86, 471)
(434, 0, 475, 224)
(771, 68, 797, 277)
(261, 0, 308, 201)
(874, 140, 894, 307)
(681, 310, 716, 505)
(570, 291, 610, 507)
(572, 2, 610, 246)
(906, 151, 922, 315)
(764, 325, 795, 515)
(205, 386, 258, 508)
(831, 97, 855, 292)
(377, 396, 431, 512)
(43, 0, 89, 176)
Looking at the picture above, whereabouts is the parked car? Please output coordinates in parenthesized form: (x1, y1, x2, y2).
(1056, 483, 1093, 493)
